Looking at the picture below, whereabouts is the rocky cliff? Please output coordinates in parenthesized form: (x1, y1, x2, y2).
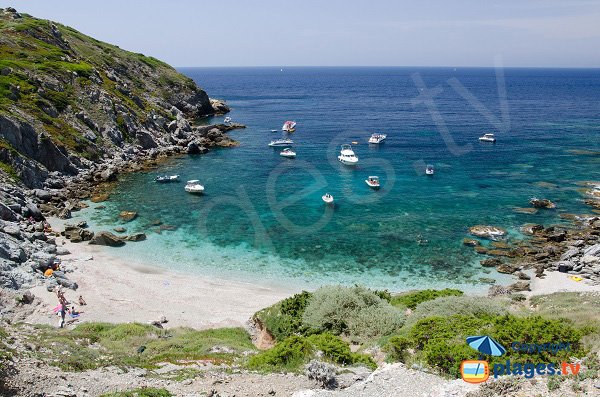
(0, 7, 236, 189)
(0, 7, 242, 290)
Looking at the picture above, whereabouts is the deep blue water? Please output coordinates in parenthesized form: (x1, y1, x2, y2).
(75, 67, 600, 291)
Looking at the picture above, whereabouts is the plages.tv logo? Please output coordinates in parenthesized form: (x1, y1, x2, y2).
(460, 336, 581, 384)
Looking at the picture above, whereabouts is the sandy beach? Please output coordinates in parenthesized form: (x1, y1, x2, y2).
(27, 226, 298, 329)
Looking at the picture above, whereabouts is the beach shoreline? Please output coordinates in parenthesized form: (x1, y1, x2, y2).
(21, 217, 599, 331)
(27, 223, 299, 329)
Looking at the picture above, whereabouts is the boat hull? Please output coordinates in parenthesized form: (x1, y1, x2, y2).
(365, 181, 380, 189)
(338, 157, 358, 166)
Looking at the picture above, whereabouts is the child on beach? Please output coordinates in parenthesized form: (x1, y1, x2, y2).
(55, 287, 69, 328)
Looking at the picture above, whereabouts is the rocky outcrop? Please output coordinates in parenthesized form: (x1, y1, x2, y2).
(529, 198, 556, 209)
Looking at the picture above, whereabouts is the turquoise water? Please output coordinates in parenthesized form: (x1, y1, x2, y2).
(73, 68, 600, 292)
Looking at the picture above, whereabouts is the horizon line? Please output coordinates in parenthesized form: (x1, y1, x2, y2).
(175, 65, 600, 70)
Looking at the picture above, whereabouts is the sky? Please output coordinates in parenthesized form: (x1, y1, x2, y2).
(2, 0, 600, 67)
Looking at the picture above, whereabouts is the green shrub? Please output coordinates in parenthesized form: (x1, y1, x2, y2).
(247, 333, 376, 372)
(403, 296, 509, 329)
(100, 388, 172, 397)
(254, 291, 313, 341)
(404, 314, 587, 378)
(384, 335, 412, 362)
(247, 335, 313, 372)
(391, 289, 464, 310)
(302, 286, 405, 341)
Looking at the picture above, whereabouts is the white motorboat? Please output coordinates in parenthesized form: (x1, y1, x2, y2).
(322, 193, 334, 204)
(282, 121, 297, 132)
(184, 180, 204, 194)
(155, 175, 179, 183)
(280, 148, 296, 158)
(338, 144, 359, 166)
(224, 117, 232, 124)
(365, 176, 380, 189)
(479, 133, 496, 143)
(368, 133, 387, 144)
(269, 138, 294, 147)
(270, 129, 278, 133)
(425, 165, 434, 175)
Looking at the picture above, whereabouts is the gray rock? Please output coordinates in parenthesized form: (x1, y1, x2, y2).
(3, 224, 21, 238)
(560, 248, 580, 261)
(58, 207, 71, 219)
(305, 360, 337, 389)
(509, 281, 531, 292)
(55, 247, 70, 256)
(125, 232, 146, 242)
(0, 202, 19, 221)
(25, 201, 43, 220)
(0, 234, 27, 263)
(584, 244, 600, 257)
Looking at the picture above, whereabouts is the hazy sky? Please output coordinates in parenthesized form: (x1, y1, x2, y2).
(3, 0, 600, 67)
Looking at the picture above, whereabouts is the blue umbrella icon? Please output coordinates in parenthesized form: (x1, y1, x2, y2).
(466, 336, 506, 356)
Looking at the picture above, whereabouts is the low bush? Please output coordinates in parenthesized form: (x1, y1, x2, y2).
(390, 314, 587, 378)
(402, 296, 509, 329)
(390, 289, 464, 310)
(302, 286, 404, 341)
(247, 333, 376, 372)
(254, 291, 313, 341)
(100, 388, 172, 397)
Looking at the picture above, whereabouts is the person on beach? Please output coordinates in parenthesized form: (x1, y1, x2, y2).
(78, 295, 87, 306)
(55, 287, 69, 328)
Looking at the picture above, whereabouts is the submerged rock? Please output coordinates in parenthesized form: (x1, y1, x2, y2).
(462, 238, 480, 247)
(529, 198, 556, 209)
(469, 225, 507, 239)
(119, 210, 137, 222)
(125, 232, 146, 242)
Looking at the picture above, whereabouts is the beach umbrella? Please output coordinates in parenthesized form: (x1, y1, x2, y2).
(466, 335, 506, 356)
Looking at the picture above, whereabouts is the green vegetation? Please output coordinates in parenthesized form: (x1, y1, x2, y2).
(247, 333, 375, 372)
(254, 291, 313, 341)
(23, 323, 255, 371)
(390, 288, 464, 310)
(385, 314, 587, 378)
(302, 286, 404, 341)
(100, 388, 172, 397)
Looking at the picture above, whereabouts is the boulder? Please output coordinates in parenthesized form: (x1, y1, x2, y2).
(509, 281, 531, 292)
(560, 248, 580, 261)
(521, 224, 544, 235)
(496, 264, 518, 274)
(0, 235, 26, 263)
(33, 189, 52, 201)
(584, 244, 600, 257)
(529, 198, 556, 209)
(469, 225, 506, 239)
(517, 272, 531, 280)
(125, 232, 146, 242)
(0, 203, 19, 221)
(58, 207, 71, 219)
(480, 258, 503, 267)
(90, 193, 110, 203)
(557, 261, 574, 273)
(3, 224, 21, 238)
(25, 201, 43, 220)
(89, 231, 125, 247)
(119, 211, 137, 222)
(114, 227, 126, 233)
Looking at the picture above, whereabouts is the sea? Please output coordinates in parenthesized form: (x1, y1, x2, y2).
(72, 67, 600, 293)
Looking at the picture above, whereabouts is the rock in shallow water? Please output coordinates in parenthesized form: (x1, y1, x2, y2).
(119, 210, 137, 222)
(89, 231, 125, 247)
(469, 225, 507, 239)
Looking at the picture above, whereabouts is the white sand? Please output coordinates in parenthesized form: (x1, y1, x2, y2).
(28, 234, 298, 329)
(527, 270, 600, 296)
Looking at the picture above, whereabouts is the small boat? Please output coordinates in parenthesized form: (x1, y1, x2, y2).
(479, 133, 496, 143)
(269, 138, 294, 147)
(280, 148, 296, 158)
(184, 180, 204, 194)
(351, 141, 359, 145)
(365, 176, 380, 189)
(224, 117, 232, 124)
(270, 129, 278, 133)
(155, 175, 179, 183)
(322, 193, 334, 204)
(425, 165, 434, 175)
(282, 121, 297, 132)
(338, 144, 359, 166)
(368, 133, 387, 144)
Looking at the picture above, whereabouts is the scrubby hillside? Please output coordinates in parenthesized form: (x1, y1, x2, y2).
(0, 7, 232, 188)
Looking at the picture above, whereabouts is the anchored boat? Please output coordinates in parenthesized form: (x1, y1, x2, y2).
(338, 144, 359, 166)
(282, 121, 297, 132)
(368, 133, 387, 144)
(322, 193, 334, 204)
(479, 133, 496, 143)
(155, 175, 179, 183)
(425, 165, 434, 175)
(280, 148, 296, 158)
(365, 176, 380, 189)
(269, 138, 294, 147)
(184, 180, 204, 194)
